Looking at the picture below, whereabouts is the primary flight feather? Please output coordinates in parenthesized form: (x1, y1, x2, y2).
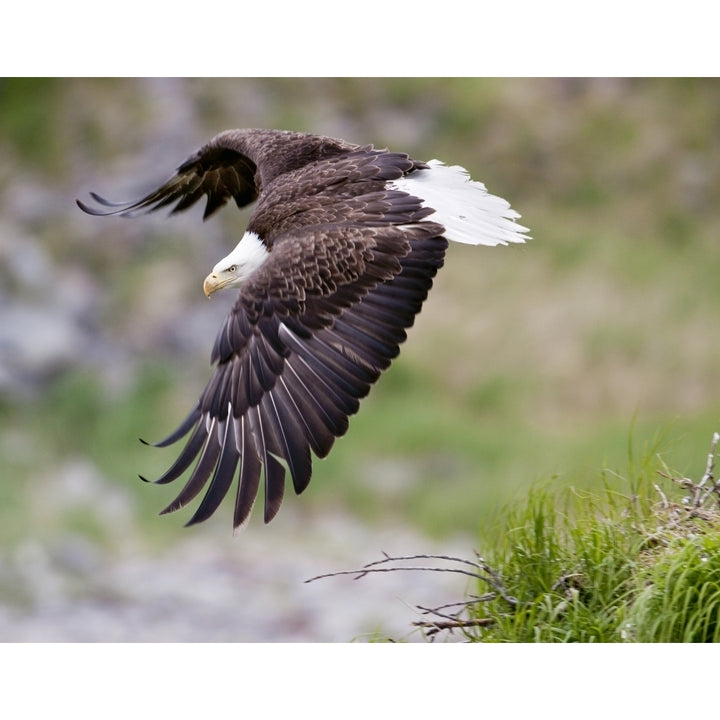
(77, 128, 530, 530)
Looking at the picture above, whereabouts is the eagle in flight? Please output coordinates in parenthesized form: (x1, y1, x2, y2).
(77, 129, 529, 530)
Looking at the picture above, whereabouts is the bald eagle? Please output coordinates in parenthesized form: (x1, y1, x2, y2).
(77, 129, 529, 530)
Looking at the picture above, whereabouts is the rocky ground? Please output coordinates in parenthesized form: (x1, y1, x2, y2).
(0, 510, 474, 642)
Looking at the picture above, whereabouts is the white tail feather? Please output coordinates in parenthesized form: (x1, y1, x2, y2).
(391, 159, 530, 246)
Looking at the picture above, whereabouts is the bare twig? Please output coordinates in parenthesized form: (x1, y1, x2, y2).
(306, 555, 487, 584)
(306, 552, 519, 608)
(412, 594, 500, 639)
(696, 432, 720, 507)
(306, 551, 518, 640)
(654, 431, 720, 528)
(653, 483, 669, 509)
(412, 617, 495, 638)
(699, 432, 719, 489)
(416, 596, 494, 623)
(418, 594, 496, 615)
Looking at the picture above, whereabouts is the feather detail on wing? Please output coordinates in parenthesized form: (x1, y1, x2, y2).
(145, 224, 446, 528)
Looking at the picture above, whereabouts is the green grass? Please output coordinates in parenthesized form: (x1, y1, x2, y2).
(629, 534, 720, 642)
(415, 437, 720, 642)
(473, 483, 647, 642)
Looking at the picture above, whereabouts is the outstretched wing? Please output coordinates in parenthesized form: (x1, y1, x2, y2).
(145, 221, 447, 528)
(76, 128, 362, 222)
(76, 144, 259, 220)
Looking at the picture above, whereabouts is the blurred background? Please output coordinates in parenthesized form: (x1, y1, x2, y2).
(1, 77, 719, 641)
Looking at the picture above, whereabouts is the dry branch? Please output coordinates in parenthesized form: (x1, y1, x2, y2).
(306, 552, 518, 606)
(654, 431, 720, 527)
(412, 616, 495, 638)
(306, 552, 517, 641)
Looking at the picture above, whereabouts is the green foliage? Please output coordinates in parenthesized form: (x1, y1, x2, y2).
(629, 534, 720, 642)
(443, 441, 720, 643)
(471, 486, 639, 642)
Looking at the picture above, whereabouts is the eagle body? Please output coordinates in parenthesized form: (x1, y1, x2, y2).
(78, 129, 529, 530)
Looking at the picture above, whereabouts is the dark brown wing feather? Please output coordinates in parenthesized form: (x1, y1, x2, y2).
(76, 146, 259, 220)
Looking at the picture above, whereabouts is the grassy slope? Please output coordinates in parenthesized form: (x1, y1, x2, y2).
(457, 437, 720, 643)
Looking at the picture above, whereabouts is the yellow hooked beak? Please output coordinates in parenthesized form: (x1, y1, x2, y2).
(204, 264, 243, 297)
(203, 272, 231, 298)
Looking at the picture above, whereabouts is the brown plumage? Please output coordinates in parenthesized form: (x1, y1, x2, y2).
(77, 128, 528, 530)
